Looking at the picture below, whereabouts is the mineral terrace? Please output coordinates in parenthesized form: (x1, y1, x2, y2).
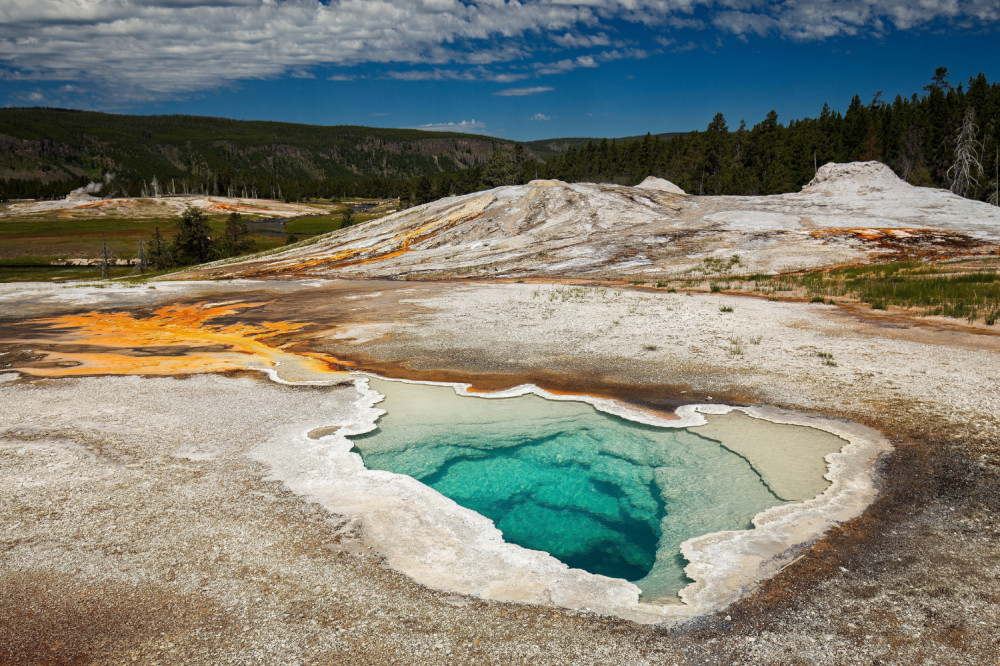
(1, 162, 998, 664)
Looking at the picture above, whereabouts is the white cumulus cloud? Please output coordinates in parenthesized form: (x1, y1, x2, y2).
(0, 1, 995, 102)
(493, 86, 554, 96)
(411, 119, 488, 133)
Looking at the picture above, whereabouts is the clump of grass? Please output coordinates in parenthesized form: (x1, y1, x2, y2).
(656, 281, 669, 288)
(725, 335, 744, 357)
(749, 335, 762, 345)
(719, 305, 734, 313)
(694, 255, 742, 276)
(668, 287, 677, 293)
(710, 282, 723, 293)
(816, 351, 837, 366)
(810, 296, 825, 303)
(770, 259, 1000, 323)
(549, 286, 607, 302)
(643, 344, 658, 351)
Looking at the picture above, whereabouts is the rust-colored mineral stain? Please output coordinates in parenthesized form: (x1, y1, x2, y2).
(72, 200, 113, 210)
(810, 227, 914, 241)
(252, 196, 492, 277)
(209, 202, 247, 212)
(206, 200, 276, 215)
(11, 303, 350, 381)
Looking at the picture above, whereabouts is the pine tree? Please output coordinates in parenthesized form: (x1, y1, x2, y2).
(898, 127, 925, 182)
(480, 149, 517, 189)
(170, 207, 216, 265)
(146, 226, 173, 270)
(220, 212, 256, 257)
(924, 66, 951, 93)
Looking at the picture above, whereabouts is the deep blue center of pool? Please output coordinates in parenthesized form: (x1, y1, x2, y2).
(418, 433, 665, 580)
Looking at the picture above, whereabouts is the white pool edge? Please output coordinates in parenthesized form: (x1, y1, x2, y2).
(252, 371, 892, 625)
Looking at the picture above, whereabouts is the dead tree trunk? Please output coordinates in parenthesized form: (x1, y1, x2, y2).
(136, 240, 147, 274)
(990, 148, 999, 207)
(101, 238, 110, 279)
(947, 107, 984, 197)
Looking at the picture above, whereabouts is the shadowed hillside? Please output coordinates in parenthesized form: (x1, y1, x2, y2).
(0, 108, 518, 200)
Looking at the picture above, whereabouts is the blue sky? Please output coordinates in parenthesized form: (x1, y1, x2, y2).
(2, 1, 998, 141)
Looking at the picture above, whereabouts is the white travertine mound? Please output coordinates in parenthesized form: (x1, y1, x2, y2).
(0, 191, 337, 220)
(801, 161, 913, 196)
(187, 161, 1000, 281)
(635, 176, 686, 195)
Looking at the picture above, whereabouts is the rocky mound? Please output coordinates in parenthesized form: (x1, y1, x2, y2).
(183, 163, 1000, 282)
(800, 161, 914, 196)
(635, 176, 686, 195)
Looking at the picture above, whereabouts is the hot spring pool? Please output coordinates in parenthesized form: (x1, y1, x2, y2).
(349, 378, 845, 602)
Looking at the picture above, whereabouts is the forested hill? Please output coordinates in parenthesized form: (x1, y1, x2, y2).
(401, 70, 999, 208)
(3, 69, 998, 207)
(523, 133, 683, 160)
(0, 108, 517, 200)
(525, 70, 1000, 203)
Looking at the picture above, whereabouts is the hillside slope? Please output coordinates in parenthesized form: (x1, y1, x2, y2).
(0, 108, 516, 196)
(183, 162, 1000, 281)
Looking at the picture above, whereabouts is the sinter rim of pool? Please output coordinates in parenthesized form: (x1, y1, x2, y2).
(254, 373, 892, 624)
(349, 377, 840, 602)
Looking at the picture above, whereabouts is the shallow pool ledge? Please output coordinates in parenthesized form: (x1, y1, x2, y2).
(672, 403, 890, 620)
(253, 376, 892, 625)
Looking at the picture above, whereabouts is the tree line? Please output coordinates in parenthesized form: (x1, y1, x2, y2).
(142, 209, 256, 271)
(4, 68, 997, 208)
(0, 175, 90, 201)
(397, 68, 999, 206)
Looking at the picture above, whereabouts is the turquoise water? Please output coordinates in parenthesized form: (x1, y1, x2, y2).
(350, 379, 786, 601)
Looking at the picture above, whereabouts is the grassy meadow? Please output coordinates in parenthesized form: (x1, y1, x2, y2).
(781, 259, 1000, 324)
(0, 213, 285, 282)
(284, 211, 386, 236)
(641, 255, 1000, 325)
(0, 198, 393, 282)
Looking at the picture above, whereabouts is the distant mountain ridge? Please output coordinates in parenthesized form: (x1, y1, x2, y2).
(0, 107, 525, 199)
